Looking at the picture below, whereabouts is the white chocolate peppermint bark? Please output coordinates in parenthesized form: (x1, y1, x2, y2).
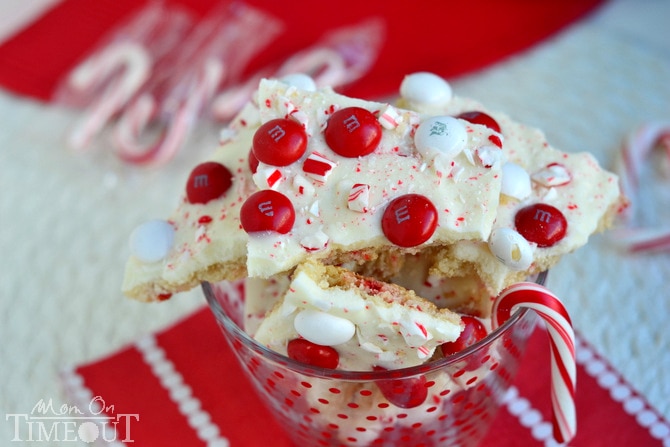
(122, 72, 625, 307)
(253, 261, 463, 371)
(121, 105, 260, 301)
(244, 79, 504, 278)
(397, 86, 626, 309)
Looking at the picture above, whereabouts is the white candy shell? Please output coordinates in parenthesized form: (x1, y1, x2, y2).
(488, 227, 533, 270)
(501, 162, 532, 200)
(294, 309, 355, 346)
(129, 219, 175, 263)
(280, 73, 317, 91)
(400, 72, 452, 104)
(414, 116, 467, 159)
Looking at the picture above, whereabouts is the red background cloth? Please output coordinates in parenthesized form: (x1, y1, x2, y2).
(66, 307, 669, 446)
(0, 0, 605, 102)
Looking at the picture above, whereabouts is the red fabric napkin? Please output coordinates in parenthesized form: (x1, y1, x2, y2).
(0, 0, 606, 102)
(61, 306, 669, 446)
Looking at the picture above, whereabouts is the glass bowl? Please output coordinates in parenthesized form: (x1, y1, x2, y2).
(202, 272, 546, 447)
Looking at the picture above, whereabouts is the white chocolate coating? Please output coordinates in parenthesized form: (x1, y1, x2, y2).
(122, 73, 625, 307)
(246, 79, 503, 277)
(253, 262, 462, 371)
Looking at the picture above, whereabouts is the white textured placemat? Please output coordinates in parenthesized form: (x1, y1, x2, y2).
(2, 9, 669, 446)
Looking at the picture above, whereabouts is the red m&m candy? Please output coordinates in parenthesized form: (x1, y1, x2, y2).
(252, 118, 307, 166)
(185, 162, 233, 204)
(247, 148, 259, 174)
(514, 203, 567, 247)
(440, 316, 487, 356)
(240, 190, 295, 234)
(373, 366, 428, 408)
(324, 107, 381, 158)
(456, 111, 501, 134)
(287, 339, 339, 369)
(381, 194, 438, 247)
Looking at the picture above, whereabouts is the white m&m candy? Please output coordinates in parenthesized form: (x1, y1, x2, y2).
(294, 309, 356, 346)
(400, 72, 452, 105)
(414, 116, 467, 159)
(488, 227, 533, 270)
(501, 162, 532, 200)
(129, 219, 175, 263)
(280, 73, 317, 91)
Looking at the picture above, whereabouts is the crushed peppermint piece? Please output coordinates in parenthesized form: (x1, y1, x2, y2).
(378, 104, 402, 129)
(302, 151, 337, 183)
(348, 183, 370, 212)
(300, 230, 329, 252)
(476, 145, 503, 168)
(293, 174, 315, 196)
(532, 163, 572, 187)
(259, 167, 284, 189)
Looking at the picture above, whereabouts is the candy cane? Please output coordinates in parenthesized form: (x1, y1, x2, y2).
(611, 122, 670, 252)
(115, 57, 225, 166)
(492, 282, 576, 444)
(66, 42, 151, 151)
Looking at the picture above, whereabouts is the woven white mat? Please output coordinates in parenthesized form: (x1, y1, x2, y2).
(1, 11, 669, 445)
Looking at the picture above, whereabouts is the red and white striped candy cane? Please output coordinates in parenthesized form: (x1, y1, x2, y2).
(492, 282, 576, 444)
(66, 42, 151, 151)
(612, 122, 670, 252)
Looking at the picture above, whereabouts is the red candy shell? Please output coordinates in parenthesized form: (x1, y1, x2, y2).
(248, 148, 259, 174)
(252, 118, 307, 166)
(324, 107, 381, 158)
(514, 203, 567, 247)
(373, 366, 428, 409)
(381, 194, 438, 247)
(440, 316, 487, 356)
(456, 111, 502, 134)
(240, 190, 295, 234)
(185, 162, 233, 205)
(287, 339, 339, 369)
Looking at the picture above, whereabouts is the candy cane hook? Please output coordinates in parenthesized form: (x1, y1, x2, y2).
(67, 42, 151, 151)
(114, 57, 224, 166)
(611, 122, 670, 252)
(492, 282, 577, 444)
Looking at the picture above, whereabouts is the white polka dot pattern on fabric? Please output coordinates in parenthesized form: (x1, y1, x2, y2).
(575, 334, 670, 445)
(59, 367, 122, 445)
(501, 386, 557, 446)
(136, 335, 230, 447)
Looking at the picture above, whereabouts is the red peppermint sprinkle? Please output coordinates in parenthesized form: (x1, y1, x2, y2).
(198, 215, 213, 225)
(252, 118, 307, 166)
(381, 194, 438, 247)
(515, 203, 568, 247)
(324, 107, 382, 158)
(185, 162, 233, 205)
(240, 190, 295, 234)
